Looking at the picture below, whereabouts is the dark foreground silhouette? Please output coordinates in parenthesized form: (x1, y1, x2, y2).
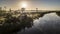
(0, 10, 60, 34)
(0, 13, 33, 34)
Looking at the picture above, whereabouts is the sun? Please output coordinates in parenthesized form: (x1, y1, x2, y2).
(21, 3, 27, 8)
(19, 2, 27, 8)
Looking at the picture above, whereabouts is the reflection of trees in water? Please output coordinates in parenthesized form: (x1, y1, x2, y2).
(56, 12, 60, 16)
(0, 13, 33, 34)
(36, 11, 60, 19)
(35, 13, 60, 34)
(0, 10, 60, 34)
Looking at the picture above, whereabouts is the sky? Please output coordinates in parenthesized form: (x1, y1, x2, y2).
(0, 0, 60, 10)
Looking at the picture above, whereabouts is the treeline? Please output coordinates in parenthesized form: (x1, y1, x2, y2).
(0, 10, 33, 34)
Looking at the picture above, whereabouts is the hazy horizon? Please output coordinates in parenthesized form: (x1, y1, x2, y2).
(0, 0, 60, 10)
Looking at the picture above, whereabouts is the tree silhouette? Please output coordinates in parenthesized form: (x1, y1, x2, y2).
(0, 7, 2, 10)
(0, 12, 33, 34)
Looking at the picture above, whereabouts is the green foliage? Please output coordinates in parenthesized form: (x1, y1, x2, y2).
(0, 12, 33, 34)
(0, 10, 7, 16)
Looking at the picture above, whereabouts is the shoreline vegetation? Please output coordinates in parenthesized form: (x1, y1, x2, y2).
(0, 8, 60, 34)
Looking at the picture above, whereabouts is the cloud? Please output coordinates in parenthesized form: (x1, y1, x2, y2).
(33, 13, 60, 33)
(17, 13, 60, 34)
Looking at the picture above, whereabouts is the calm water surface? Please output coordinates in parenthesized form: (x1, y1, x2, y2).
(17, 13, 60, 34)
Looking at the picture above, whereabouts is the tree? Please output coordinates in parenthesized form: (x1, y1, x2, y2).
(21, 8, 25, 13)
(0, 7, 2, 10)
(9, 8, 12, 13)
(36, 8, 38, 12)
(4, 6, 7, 11)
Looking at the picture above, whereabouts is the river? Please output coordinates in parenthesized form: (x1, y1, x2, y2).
(17, 13, 60, 34)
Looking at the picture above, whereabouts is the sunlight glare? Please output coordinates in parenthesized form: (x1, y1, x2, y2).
(19, 2, 27, 8)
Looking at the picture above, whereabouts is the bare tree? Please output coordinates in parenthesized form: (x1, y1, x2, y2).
(4, 6, 7, 11)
